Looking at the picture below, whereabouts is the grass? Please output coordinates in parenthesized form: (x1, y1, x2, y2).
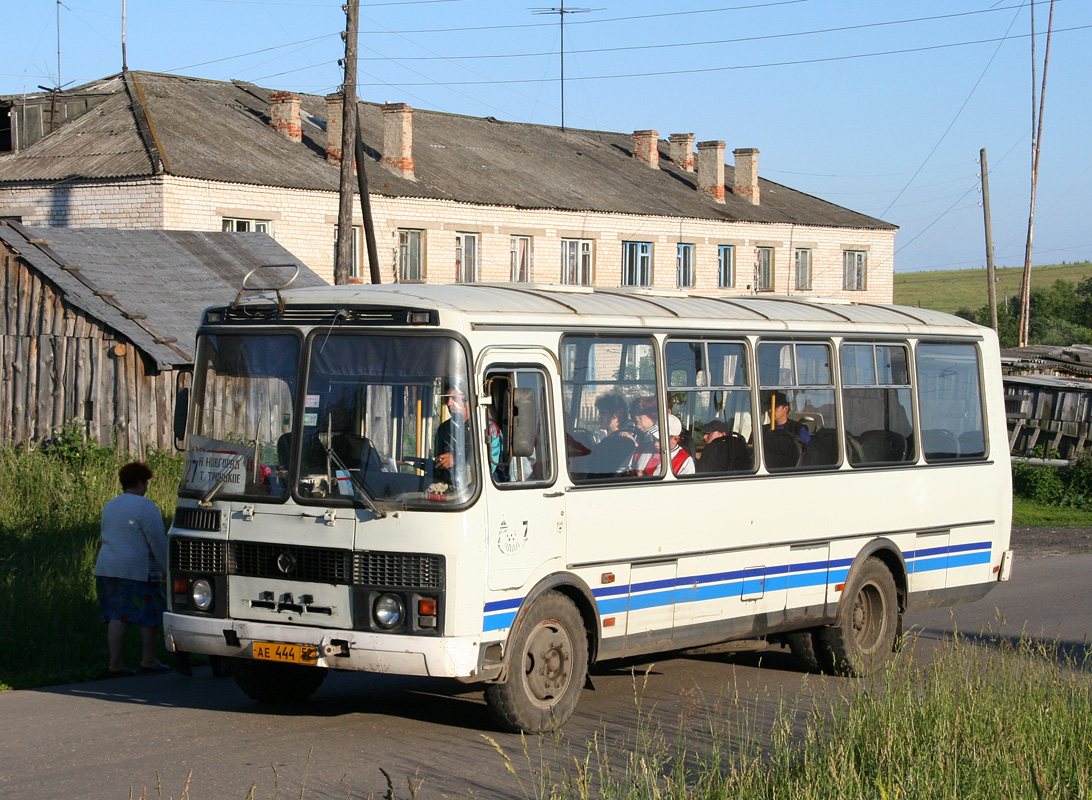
(1013, 496, 1092, 527)
(894, 261, 1092, 314)
(0, 443, 183, 690)
(485, 634, 1092, 800)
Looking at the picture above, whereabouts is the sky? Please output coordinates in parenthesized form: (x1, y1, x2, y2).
(3, 0, 1091, 274)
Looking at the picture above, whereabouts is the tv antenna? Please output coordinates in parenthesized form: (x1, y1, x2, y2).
(530, 2, 599, 130)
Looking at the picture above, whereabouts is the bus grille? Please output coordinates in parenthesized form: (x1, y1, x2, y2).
(171, 537, 227, 573)
(229, 542, 352, 584)
(173, 507, 221, 532)
(353, 552, 445, 589)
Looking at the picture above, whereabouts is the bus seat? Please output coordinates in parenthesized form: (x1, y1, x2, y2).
(725, 433, 752, 471)
(858, 430, 908, 463)
(958, 430, 985, 457)
(763, 428, 803, 469)
(923, 429, 959, 460)
(801, 427, 838, 467)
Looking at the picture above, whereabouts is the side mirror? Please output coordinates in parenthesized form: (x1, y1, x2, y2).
(510, 387, 536, 458)
(173, 387, 190, 450)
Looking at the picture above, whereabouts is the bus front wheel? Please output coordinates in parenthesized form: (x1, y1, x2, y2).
(231, 658, 327, 704)
(816, 558, 898, 676)
(485, 592, 589, 733)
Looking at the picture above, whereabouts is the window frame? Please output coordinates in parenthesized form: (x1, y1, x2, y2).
(755, 246, 774, 292)
(844, 250, 867, 291)
(795, 248, 812, 291)
(455, 232, 479, 283)
(718, 244, 735, 289)
(622, 241, 653, 287)
(510, 235, 532, 282)
(398, 228, 425, 283)
(677, 243, 695, 289)
(222, 217, 272, 235)
(561, 239, 593, 286)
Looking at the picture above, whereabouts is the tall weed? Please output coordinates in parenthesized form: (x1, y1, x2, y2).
(0, 428, 183, 689)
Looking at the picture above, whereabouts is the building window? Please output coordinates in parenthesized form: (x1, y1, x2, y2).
(844, 250, 867, 291)
(399, 229, 424, 282)
(622, 241, 652, 287)
(333, 225, 363, 279)
(677, 243, 694, 289)
(511, 235, 532, 282)
(561, 239, 592, 285)
(455, 233, 478, 282)
(222, 217, 271, 234)
(756, 246, 774, 292)
(795, 248, 812, 291)
(718, 245, 735, 288)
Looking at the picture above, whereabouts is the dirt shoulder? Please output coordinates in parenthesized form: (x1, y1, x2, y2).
(1011, 527, 1092, 560)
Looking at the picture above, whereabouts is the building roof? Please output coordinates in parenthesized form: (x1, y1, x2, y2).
(0, 72, 896, 231)
(0, 220, 325, 369)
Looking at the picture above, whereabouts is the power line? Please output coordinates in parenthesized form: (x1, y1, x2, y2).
(352, 25, 1091, 87)
(352, 2, 1047, 61)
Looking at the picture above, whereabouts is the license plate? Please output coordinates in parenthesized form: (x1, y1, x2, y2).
(253, 641, 319, 664)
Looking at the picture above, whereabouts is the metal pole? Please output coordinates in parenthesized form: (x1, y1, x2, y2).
(334, 0, 359, 286)
(980, 148, 998, 332)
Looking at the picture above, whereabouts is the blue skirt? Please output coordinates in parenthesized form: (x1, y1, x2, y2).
(96, 576, 166, 626)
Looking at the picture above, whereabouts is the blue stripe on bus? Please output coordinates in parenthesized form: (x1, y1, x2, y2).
(482, 541, 994, 631)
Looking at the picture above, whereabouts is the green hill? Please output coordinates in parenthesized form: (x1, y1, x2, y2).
(894, 262, 1092, 314)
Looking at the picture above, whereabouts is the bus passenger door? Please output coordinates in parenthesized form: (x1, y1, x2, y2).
(482, 359, 566, 592)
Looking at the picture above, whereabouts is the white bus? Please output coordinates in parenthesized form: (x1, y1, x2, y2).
(165, 278, 1013, 733)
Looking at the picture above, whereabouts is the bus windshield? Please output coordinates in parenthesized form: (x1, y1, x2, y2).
(183, 332, 476, 507)
(184, 333, 300, 500)
(296, 333, 476, 506)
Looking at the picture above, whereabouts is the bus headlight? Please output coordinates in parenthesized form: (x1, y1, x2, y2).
(374, 594, 405, 629)
(191, 579, 214, 611)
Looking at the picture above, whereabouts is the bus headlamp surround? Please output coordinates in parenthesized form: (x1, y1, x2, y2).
(191, 579, 214, 611)
(374, 593, 405, 629)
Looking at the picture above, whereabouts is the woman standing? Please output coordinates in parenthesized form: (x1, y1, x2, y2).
(94, 461, 169, 676)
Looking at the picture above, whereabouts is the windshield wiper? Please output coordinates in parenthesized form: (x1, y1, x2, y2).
(322, 441, 387, 519)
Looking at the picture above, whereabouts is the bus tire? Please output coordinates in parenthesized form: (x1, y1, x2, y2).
(786, 629, 825, 673)
(816, 558, 898, 676)
(485, 592, 588, 733)
(231, 658, 327, 704)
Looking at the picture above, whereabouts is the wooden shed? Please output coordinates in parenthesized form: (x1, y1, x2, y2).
(0, 220, 324, 452)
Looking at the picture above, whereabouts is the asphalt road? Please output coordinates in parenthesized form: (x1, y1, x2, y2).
(2, 550, 1089, 800)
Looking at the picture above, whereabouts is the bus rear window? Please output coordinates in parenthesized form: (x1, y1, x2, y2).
(916, 343, 986, 461)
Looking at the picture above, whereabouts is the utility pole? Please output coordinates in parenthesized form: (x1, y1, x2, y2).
(334, 0, 359, 286)
(122, 0, 128, 72)
(354, 106, 381, 284)
(980, 148, 998, 332)
(1018, 0, 1056, 347)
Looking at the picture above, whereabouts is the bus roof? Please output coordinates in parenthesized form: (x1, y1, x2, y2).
(222, 282, 984, 336)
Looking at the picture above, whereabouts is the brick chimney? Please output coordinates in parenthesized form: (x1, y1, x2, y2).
(632, 130, 659, 169)
(696, 140, 726, 203)
(669, 133, 695, 172)
(268, 91, 302, 143)
(733, 147, 760, 205)
(325, 93, 343, 162)
(381, 103, 415, 181)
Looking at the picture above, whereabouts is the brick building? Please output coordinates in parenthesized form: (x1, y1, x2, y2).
(0, 72, 897, 300)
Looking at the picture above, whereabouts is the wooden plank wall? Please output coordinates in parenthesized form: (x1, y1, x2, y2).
(1, 241, 182, 453)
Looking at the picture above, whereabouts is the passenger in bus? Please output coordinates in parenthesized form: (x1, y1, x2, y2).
(697, 419, 732, 473)
(587, 394, 637, 474)
(486, 415, 508, 482)
(632, 414, 693, 476)
(434, 378, 471, 489)
(627, 396, 661, 474)
(768, 391, 811, 444)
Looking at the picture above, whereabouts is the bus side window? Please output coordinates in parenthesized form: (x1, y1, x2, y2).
(486, 369, 554, 485)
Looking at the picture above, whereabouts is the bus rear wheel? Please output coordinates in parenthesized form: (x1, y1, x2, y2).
(231, 658, 327, 704)
(816, 558, 898, 676)
(786, 629, 827, 673)
(485, 592, 588, 733)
